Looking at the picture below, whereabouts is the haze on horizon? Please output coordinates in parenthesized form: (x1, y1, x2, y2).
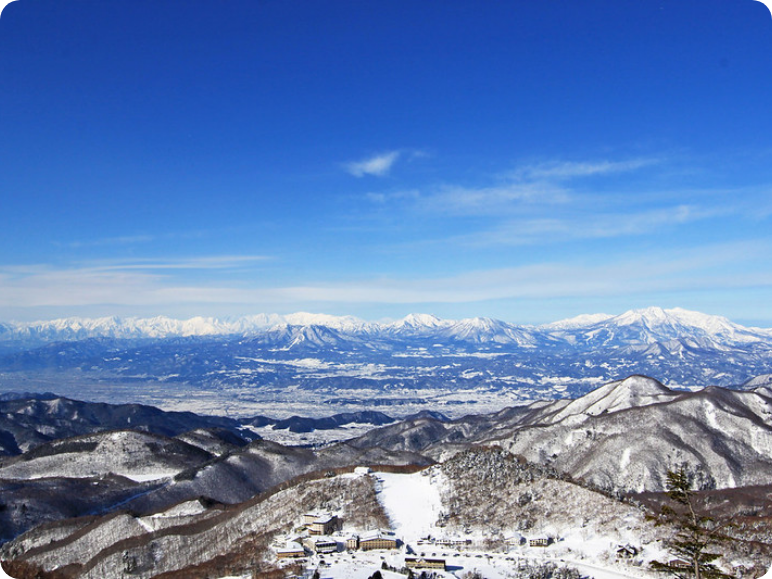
(1, 1, 771, 327)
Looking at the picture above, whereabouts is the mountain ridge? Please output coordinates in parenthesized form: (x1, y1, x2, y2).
(2, 307, 769, 347)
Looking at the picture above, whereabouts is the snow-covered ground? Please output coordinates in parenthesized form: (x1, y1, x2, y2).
(355, 471, 662, 579)
(121, 471, 178, 482)
(305, 548, 657, 579)
(376, 471, 445, 543)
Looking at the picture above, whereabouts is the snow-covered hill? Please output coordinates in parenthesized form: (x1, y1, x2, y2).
(498, 382, 772, 492)
(2, 384, 772, 577)
(0, 395, 250, 456)
(6, 448, 763, 579)
(1, 468, 390, 579)
(0, 430, 211, 481)
(348, 376, 772, 492)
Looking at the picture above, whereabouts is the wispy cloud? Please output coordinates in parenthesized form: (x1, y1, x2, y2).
(60, 228, 217, 250)
(1, 241, 768, 313)
(423, 181, 570, 215)
(0, 255, 270, 309)
(241, 240, 772, 305)
(86, 255, 270, 271)
(362, 156, 657, 218)
(457, 203, 723, 247)
(345, 151, 401, 177)
(511, 158, 659, 181)
(365, 189, 420, 204)
(63, 234, 157, 249)
(356, 155, 752, 249)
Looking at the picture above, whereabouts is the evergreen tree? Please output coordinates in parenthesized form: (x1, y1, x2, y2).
(650, 467, 731, 579)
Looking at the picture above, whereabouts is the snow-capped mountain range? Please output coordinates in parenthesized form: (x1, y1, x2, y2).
(1, 307, 771, 417)
(1, 306, 769, 346)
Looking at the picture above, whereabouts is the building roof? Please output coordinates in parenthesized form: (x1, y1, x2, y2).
(305, 536, 337, 546)
(307, 513, 337, 524)
(277, 541, 304, 554)
(360, 529, 395, 543)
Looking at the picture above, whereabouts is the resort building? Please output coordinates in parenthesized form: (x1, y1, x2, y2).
(359, 530, 398, 551)
(276, 542, 305, 559)
(405, 556, 447, 571)
(303, 513, 339, 535)
(302, 536, 338, 554)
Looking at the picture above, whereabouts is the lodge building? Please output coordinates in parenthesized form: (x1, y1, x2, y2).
(359, 530, 398, 551)
(405, 556, 447, 571)
(303, 513, 339, 536)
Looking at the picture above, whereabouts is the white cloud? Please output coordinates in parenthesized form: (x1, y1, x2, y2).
(345, 151, 401, 177)
(0, 256, 269, 309)
(1, 242, 768, 312)
(455, 203, 723, 247)
(362, 156, 656, 217)
(89, 255, 269, 271)
(364, 189, 420, 204)
(65, 234, 157, 249)
(260, 241, 772, 305)
(424, 181, 569, 215)
(359, 156, 749, 249)
(512, 158, 659, 181)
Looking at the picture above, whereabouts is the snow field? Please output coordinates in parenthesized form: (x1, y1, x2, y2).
(375, 471, 444, 543)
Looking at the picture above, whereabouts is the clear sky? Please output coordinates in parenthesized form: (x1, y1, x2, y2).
(1, 0, 771, 326)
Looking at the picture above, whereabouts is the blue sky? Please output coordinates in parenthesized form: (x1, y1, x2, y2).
(1, 0, 771, 325)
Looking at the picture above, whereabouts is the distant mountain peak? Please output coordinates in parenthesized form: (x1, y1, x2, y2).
(542, 312, 614, 330)
(394, 313, 447, 327)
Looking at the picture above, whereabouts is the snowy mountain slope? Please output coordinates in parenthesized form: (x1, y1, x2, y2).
(533, 375, 679, 424)
(347, 376, 772, 492)
(0, 430, 213, 481)
(742, 374, 772, 389)
(0, 417, 430, 544)
(0, 395, 251, 456)
(382, 313, 454, 337)
(0, 474, 163, 545)
(0, 449, 686, 579)
(439, 317, 545, 346)
(6, 452, 768, 579)
(282, 312, 373, 332)
(0, 312, 373, 345)
(436, 447, 659, 547)
(4, 388, 772, 576)
(118, 440, 321, 514)
(541, 312, 615, 331)
(261, 410, 395, 433)
(172, 428, 251, 456)
(548, 306, 772, 348)
(496, 384, 772, 491)
(68, 435, 429, 519)
(347, 416, 456, 454)
(2, 468, 390, 579)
